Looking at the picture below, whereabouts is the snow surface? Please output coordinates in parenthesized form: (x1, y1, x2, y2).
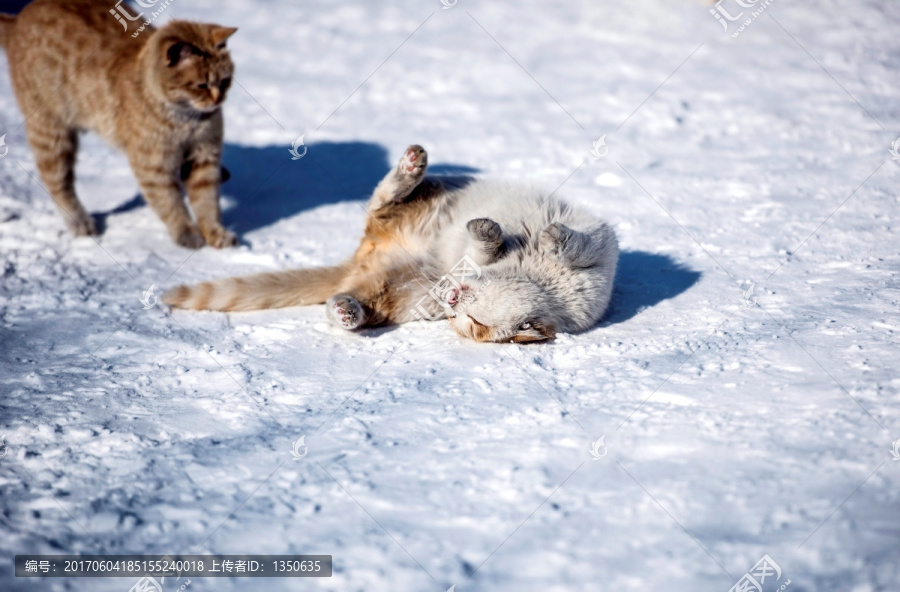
(2, 0, 899, 591)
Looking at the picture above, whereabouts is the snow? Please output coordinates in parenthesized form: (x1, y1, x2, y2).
(2, 0, 899, 590)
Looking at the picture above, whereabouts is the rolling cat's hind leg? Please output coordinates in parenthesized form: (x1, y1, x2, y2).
(466, 218, 505, 266)
(327, 294, 366, 330)
(369, 145, 428, 210)
(26, 121, 97, 236)
(326, 265, 426, 331)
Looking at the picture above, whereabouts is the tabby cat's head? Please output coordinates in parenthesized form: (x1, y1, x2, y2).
(146, 21, 237, 113)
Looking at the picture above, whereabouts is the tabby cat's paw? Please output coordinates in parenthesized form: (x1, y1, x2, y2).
(398, 145, 427, 179)
(327, 295, 365, 330)
(204, 226, 238, 249)
(67, 212, 98, 237)
(173, 225, 206, 249)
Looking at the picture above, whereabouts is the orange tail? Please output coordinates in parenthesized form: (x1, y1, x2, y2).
(163, 266, 348, 312)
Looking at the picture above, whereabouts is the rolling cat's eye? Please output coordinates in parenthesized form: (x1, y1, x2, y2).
(519, 322, 532, 331)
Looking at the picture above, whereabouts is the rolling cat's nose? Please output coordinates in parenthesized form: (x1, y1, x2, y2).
(446, 288, 459, 306)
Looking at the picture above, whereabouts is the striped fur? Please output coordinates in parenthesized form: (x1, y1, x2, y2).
(164, 266, 348, 311)
(1, 0, 238, 247)
(0, 14, 14, 47)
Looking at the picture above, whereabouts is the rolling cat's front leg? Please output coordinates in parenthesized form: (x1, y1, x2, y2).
(183, 144, 236, 248)
(369, 145, 428, 210)
(466, 218, 505, 266)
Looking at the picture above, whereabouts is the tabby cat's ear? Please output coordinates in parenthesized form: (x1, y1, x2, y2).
(164, 40, 200, 67)
(209, 26, 238, 49)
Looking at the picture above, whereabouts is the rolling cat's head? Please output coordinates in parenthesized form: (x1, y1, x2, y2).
(446, 275, 560, 343)
(143, 21, 237, 113)
(444, 221, 618, 344)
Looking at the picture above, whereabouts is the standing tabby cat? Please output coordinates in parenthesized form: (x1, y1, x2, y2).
(164, 146, 619, 343)
(0, 0, 238, 248)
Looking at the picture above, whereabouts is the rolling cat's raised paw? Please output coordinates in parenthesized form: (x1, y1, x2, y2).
(398, 145, 427, 179)
(327, 295, 365, 330)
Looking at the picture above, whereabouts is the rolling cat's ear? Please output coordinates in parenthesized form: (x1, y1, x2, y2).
(209, 26, 237, 49)
(511, 322, 556, 343)
(165, 40, 200, 67)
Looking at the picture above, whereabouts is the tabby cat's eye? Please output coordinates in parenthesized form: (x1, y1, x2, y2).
(197, 83, 209, 89)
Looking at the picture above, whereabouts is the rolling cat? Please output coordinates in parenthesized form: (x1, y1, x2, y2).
(0, 0, 238, 248)
(165, 145, 619, 342)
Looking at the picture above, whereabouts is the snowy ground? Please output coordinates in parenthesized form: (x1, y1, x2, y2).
(2, 0, 900, 590)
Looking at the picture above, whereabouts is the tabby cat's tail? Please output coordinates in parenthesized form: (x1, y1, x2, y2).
(0, 14, 16, 48)
(163, 266, 348, 312)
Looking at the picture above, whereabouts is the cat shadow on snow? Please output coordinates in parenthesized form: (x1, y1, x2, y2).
(221, 141, 478, 234)
(97, 141, 479, 235)
(603, 251, 701, 325)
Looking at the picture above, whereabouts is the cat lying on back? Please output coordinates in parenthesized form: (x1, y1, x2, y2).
(0, 0, 238, 248)
(165, 145, 619, 343)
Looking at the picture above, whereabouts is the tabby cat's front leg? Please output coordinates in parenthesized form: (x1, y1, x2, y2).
(132, 158, 205, 249)
(183, 146, 237, 248)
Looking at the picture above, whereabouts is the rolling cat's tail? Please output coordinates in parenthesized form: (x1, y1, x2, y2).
(0, 14, 16, 48)
(163, 266, 348, 312)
